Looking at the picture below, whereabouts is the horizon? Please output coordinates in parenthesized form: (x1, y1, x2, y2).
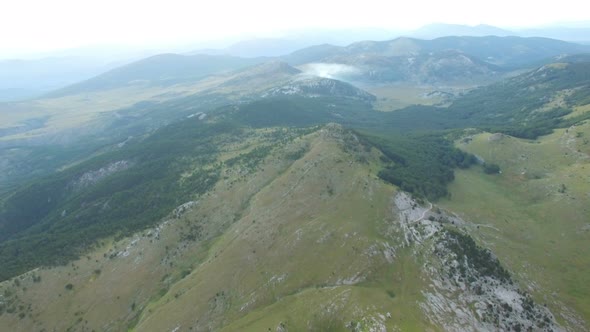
(1, 0, 590, 59)
(2, 22, 590, 61)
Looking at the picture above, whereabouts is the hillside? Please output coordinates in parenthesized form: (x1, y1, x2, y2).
(379, 56, 590, 138)
(444, 120, 590, 328)
(0, 124, 576, 331)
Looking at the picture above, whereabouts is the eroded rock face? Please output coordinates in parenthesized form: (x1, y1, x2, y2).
(393, 192, 559, 331)
(423, 231, 558, 332)
(70, 160, 132, 191)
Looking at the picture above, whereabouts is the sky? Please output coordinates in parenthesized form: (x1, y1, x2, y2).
(1, 0, 589, 57)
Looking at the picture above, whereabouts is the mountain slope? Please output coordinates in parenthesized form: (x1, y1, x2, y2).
(381, 56, 590, 138)
(46, 54, 265, 97)
(0, 125, 316, 331)
(0, 125, 568, 331)
(0, 125, 401, 330)
(443, 122, 590, 329)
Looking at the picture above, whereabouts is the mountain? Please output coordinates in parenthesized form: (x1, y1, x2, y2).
(421, 36, 590, 67)
(287, 43, 504, 85)
(374, 55, 590, 139)
(406, 23, 590, 42)
(285, 36, 590, 70)
(46, 54, 266, 97)
(324, 49, 501, 84)
(40, 36, 590, 101)
(1, 121, 579, 331)
(409, 23, 514, 39)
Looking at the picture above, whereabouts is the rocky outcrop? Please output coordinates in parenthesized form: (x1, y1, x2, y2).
(262, 76, 375, 102)
(393, 192, 559, 331)
(70, 160, 132, 191)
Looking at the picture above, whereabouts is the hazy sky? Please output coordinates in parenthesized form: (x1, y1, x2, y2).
(1, 0, 589, 57)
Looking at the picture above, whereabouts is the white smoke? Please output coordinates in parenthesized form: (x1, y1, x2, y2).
(299, 63, 361, 82)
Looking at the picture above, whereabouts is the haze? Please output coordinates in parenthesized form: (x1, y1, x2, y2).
(2, 0, 590, 58)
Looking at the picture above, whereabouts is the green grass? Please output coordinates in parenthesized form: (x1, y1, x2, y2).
(366, 84, 462, 111)
(129, 127, 434, 331)
(441, 126, 590, 326)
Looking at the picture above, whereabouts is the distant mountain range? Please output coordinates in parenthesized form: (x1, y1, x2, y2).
(190, 23, 590, 58)
(35, 36, 590, 98)
(409, 22, 590, 42)
(284, 36, 590, 85)
(285, 35, 590, 68)
(2, 23, 589, 103)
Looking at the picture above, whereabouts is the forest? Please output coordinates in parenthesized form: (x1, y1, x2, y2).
(0, 120, 237, 280)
